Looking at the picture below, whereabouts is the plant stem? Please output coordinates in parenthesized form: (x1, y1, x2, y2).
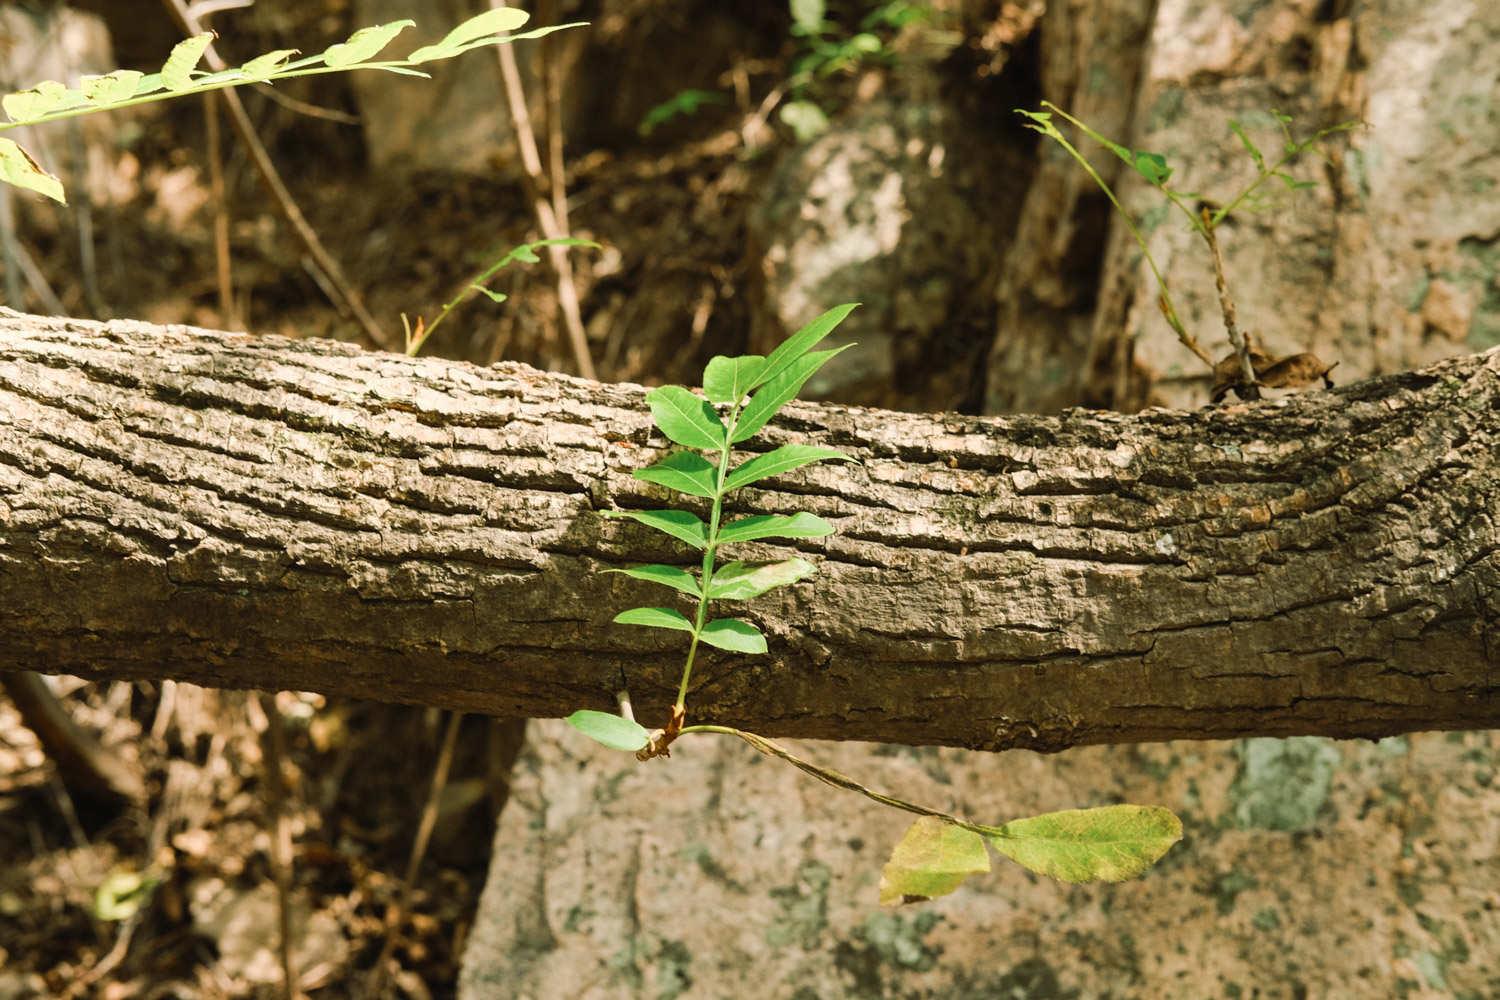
(675, 407, 740, 710)
(679, 724, 1009, 839)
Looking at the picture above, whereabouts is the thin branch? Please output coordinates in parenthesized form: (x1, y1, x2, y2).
(256, 692, 302, 1000)
(1199, 206, 1259, 400)
(161, 0, 394, 350)
(488, 0, 596, 380)
(204, 92, 236, 326)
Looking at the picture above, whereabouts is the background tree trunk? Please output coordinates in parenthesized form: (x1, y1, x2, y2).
(3, 311, 1496, 750)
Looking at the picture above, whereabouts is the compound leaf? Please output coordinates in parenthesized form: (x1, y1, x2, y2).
(986, 805, 1182, 884)
(703, 355, 766, 405)
(879, 817, 990, 906)
(647, 385, 726, 451)
(716, 512, 833, 546)
(601, 509, 708, 549)
(565, 710, 650, 753)
(724, 444, 852, 492)
(633, 451, 719, 499)
(698, 618, 767, 653)
(613, 606, 694, 633)
(706, 558, 815, 600)
(602, 564, 701, 598)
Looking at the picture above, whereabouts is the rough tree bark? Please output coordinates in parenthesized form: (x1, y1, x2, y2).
(1, 311, 1496, 751)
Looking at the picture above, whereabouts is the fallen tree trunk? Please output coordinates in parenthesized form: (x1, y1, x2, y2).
(1, 310, 1496, 750)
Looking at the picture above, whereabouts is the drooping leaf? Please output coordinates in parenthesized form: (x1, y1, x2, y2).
(733, 345, 852, 443)
(698, 618, 767, 653)
(724, 445, 853, 492)
(469, 284, 508, 304)
(601, 509, 708, 549)
(750, 303, 858, 393)
(646, 385, 727, 451)
(162, 34, 215, 91)
(406, 7, 530, 63)
(706, 558, 815, 600)
(323, 20, 415, 68)
(1228, 119, 1265, 170)
(1131, 149, 1172, 185)
(986, 805, 1182, 884)
(0, 138, 64, 203)
(602, 564, 701, 598)
(80, 70, 144, 106)
(702, 355, 766, 405)
(716, 512, 833, 546)
(239, 49, 300, 80)
(565, 710, 650, 752)
(613, 606, 695, 633)
(633, 451, 719, 499)
(879, 817, 990, 906)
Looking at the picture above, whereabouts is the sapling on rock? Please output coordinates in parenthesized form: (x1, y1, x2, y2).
(569, 304, 1183, 903)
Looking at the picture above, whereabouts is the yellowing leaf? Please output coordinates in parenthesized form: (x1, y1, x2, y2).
(879, 817, 990, 906)
(323, 20, 414, 68)
(986, 805, 1182, 883)
(0, 138, 65, 203)
(162, 34, 215, 91)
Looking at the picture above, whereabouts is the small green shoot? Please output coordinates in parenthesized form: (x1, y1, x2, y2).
(569, 303, 1183, 899)
(638, 89, 728, 137)
(0, 9, 586, 204)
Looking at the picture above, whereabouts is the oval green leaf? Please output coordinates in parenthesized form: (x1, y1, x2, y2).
(879, 817, 990, 906)
(613, 606, 694, 633)
(724, 445, 853, 492)
(706, 558, 815, 600)
(986, 805, 1183, 884)
(601, 509, 707, 549)
(239, 49, 300, 81)
(406, 8, 530, 63)
(702, 355, 766, 405)
(716, 512, 833, 546)
(602, 564, 700, 598)
(732, 345, 852, 444)
(698, 618, 767, 653)
(565, 710, 650, 753)
(323, 20, 415, 68)
(633, 451, 719, 499)
(646, 385, 726, 451)
(81, 70, 145, 106)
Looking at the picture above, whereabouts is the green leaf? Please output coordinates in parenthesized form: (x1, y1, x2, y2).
(724, 444, 852, 492)
(323, 20, 415, 68)
(602, 564, 701, 598)
(633, 451, 719, 499)
(879, 817, 990, 906)
(602, 509, 708, 549)
(0, 138, 64, 203)
(790, 0, 826, 34)
(698, 618, 767, 653)
(80, 70, 144, 106)
(986, 805, 1183, 884)
(716, 512, 833, 546)
(1228, 119, 1265, 170)
(406, 8, 530, 63)
(732, 345, 852, 443)
(646, 385, 727, 451)
(3, 80, 83, 123)
(93, 869, 161, 922)
(1131, 149, 1172, 185)
(751, 303, 859, 393)
(239, 49, 300, 81)
(613, 606, 695, 633)
(470, 285, 508, 304)
(565, 710, 650, 752)
(779, 99, 829, 142)
(162, 34, 214, 91)
(706, 558, 815, 600)
(702, 355, 766, 405)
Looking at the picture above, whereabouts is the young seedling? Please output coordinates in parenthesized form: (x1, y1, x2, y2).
(1016, 101, 1355, 400)
(0, 9, 583, 204)
(569, 304, 1182, 904)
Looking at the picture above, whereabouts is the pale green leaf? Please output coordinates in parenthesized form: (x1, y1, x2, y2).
(162, 34, 214, 91)
(406, 7, 530, 63)
(716, 512, 833, 546)
(240, 49, 300, 80)
(3, 80, 82, 123)
(732, 345, 852, 443)
(986, 805, 1183, 884)
(724, 445, 852, 492)
(790, 0, 825, 34)
(601, 509, 707, 549)
(602, 564, 700, 598)
(779, 100, 829, 141)
(633, 451, 719, 499)
(879, 817, 990, 906)
(565, 710, 650, 752)
(706, 558, 815, 600)
(702, 355, 766, 405)
(0, 138, 64, 203)
(698, 618, 767, 653)
(80, 70, 144, 106)
(646, 385, 727, 451)
(323, 20, 415, 68)
(613, 606, 694, 633)
(93, 869, 161, 922)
